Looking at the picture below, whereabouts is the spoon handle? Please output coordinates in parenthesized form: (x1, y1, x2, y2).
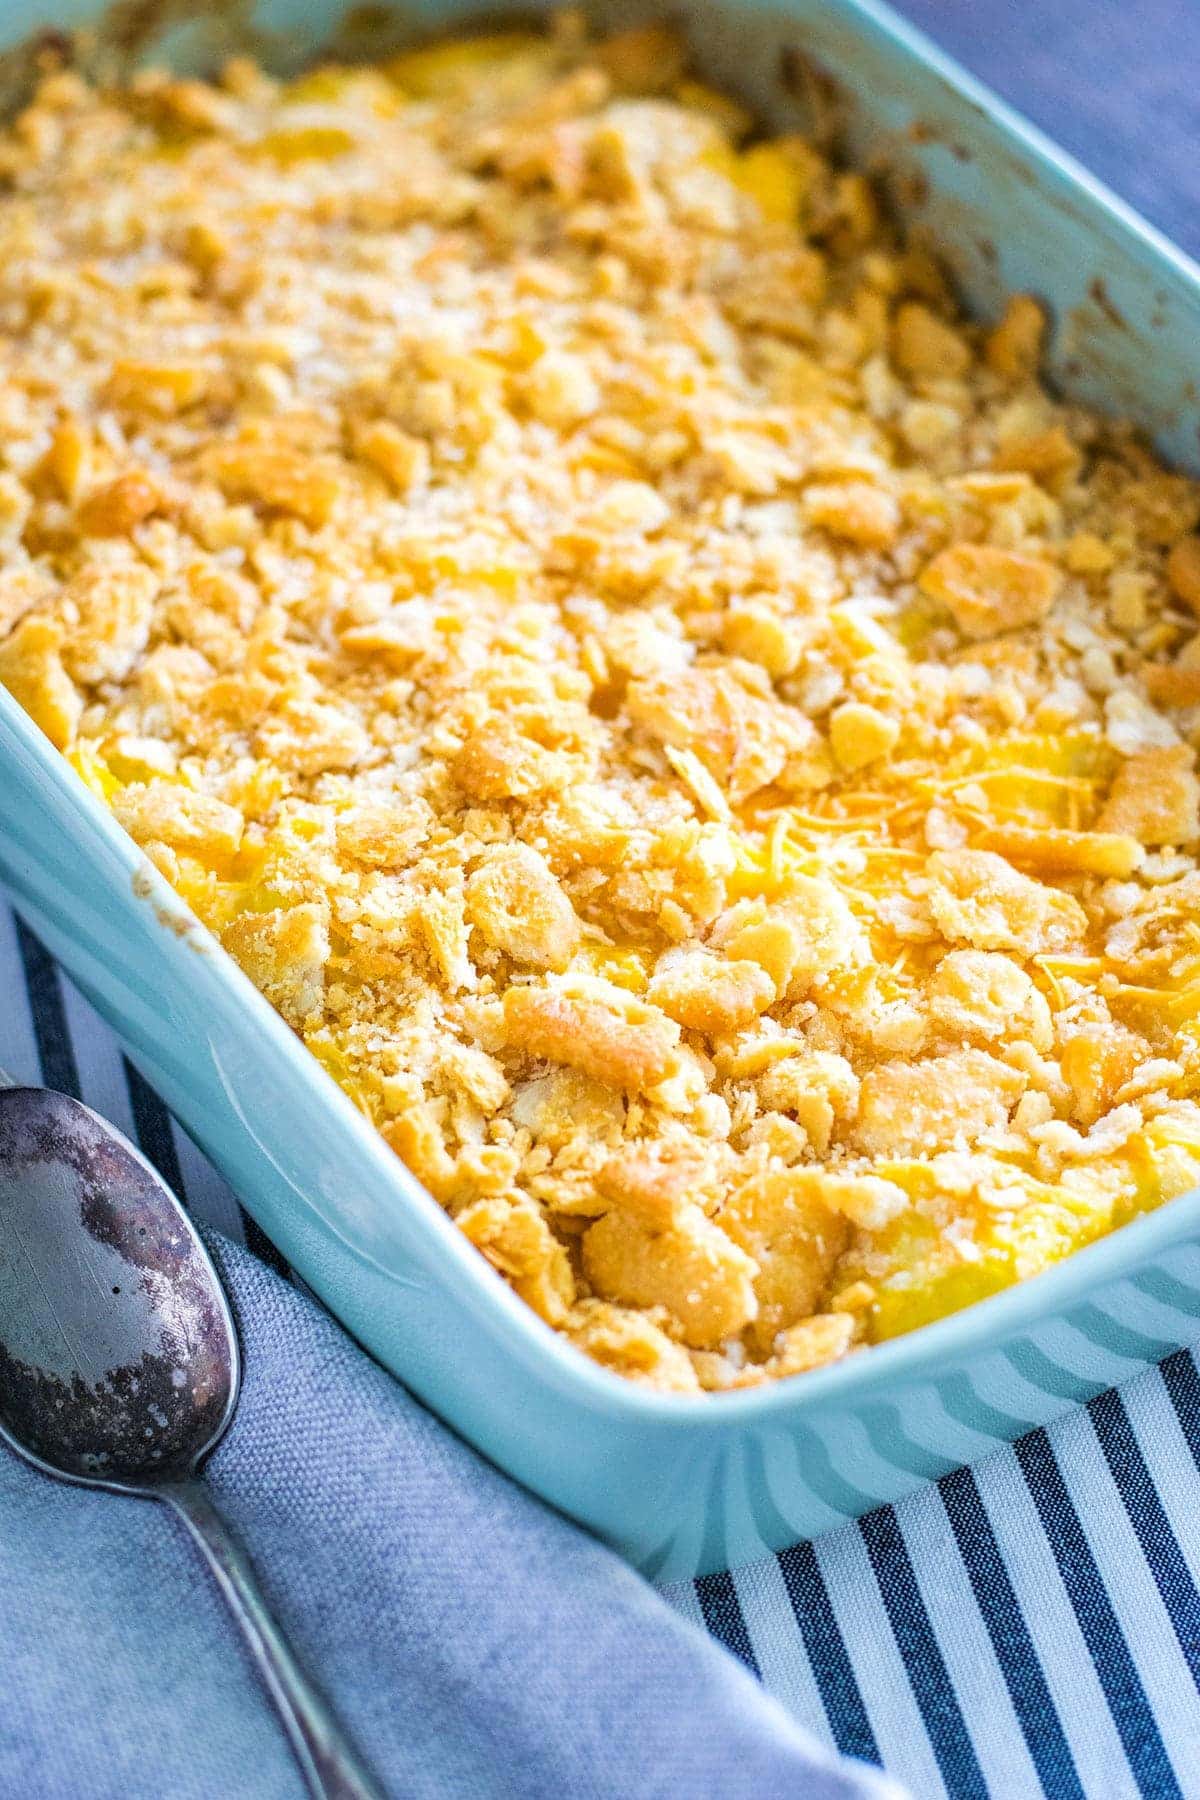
(164, 1479, 383, 1800)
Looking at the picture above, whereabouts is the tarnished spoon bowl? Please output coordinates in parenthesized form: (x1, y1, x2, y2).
(0, 1084, 237, 1488)
(0, 1079, 379, 1800)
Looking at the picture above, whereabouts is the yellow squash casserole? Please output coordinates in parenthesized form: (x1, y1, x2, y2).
(3, 18, 1200, 1391)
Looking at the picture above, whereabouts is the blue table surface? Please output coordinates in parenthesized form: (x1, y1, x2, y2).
(893, 0, 1200, 259)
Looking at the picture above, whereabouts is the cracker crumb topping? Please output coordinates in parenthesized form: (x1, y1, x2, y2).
(4, 19, 1200, 1390)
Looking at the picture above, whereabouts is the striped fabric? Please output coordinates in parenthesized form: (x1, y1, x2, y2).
(665, 1379, 1200, 1799)
(5, 897, 1200, 1796)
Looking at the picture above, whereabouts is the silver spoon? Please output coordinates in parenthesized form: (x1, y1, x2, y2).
(0, 1072, 382, 1800)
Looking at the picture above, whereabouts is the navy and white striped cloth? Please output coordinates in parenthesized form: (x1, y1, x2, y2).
(7, 893, 1200, 1800)
(6, 7, 1200, 1796)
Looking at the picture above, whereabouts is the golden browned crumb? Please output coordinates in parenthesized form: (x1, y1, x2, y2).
(4, 20, 1200, 1391)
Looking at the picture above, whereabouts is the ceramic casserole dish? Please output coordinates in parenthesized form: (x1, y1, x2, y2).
(2, 0, 1200, 1581)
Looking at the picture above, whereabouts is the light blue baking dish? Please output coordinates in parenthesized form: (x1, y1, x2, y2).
(2, 0, 1200, 1583)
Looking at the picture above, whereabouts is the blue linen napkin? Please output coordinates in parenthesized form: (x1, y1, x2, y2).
(0, 1226, 903, 1800)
